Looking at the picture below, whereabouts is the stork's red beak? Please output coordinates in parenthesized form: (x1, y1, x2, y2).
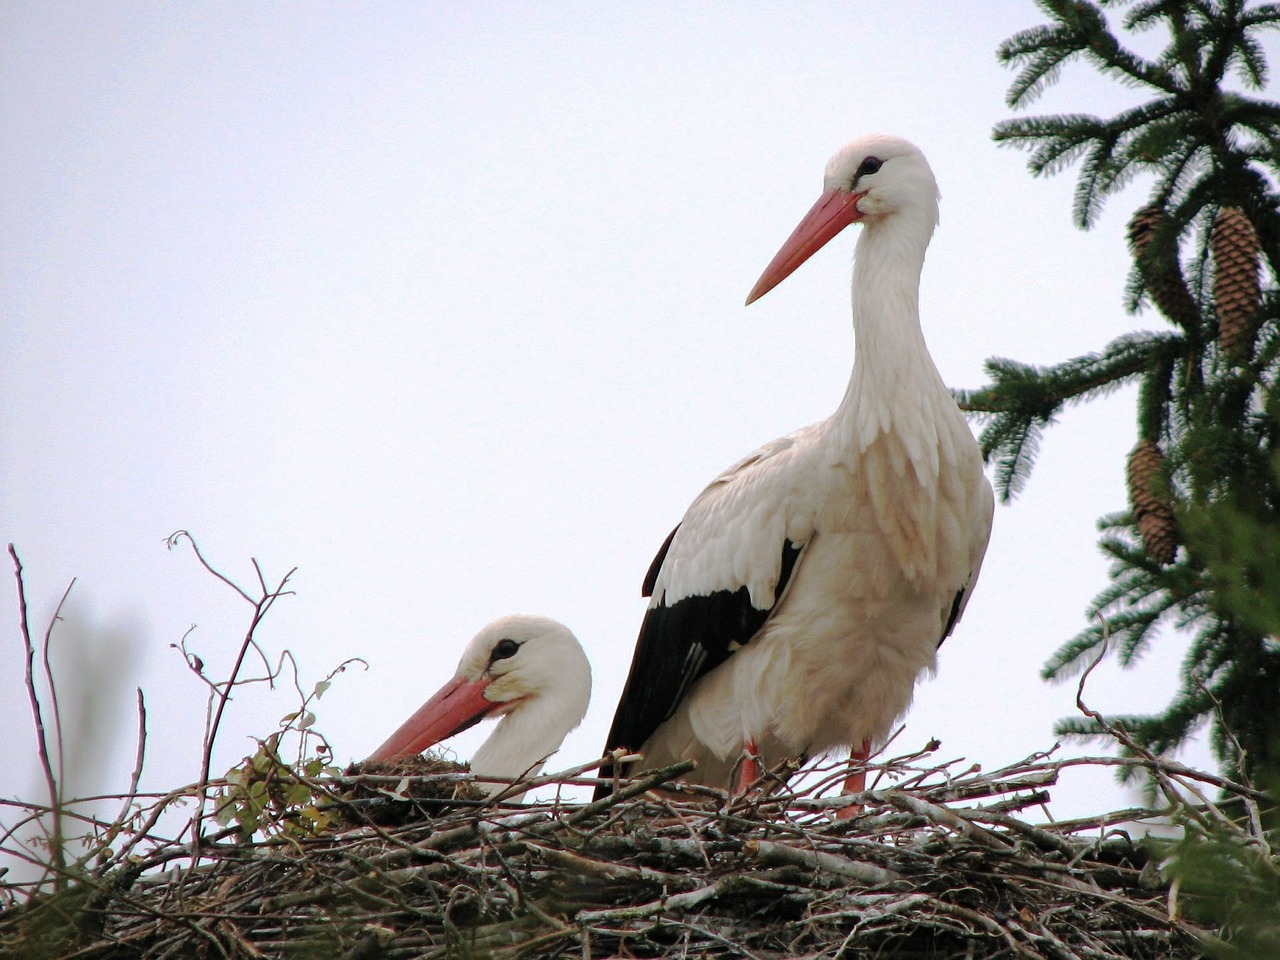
(745, 188, 865, 305)
(367, 675, 501, 762)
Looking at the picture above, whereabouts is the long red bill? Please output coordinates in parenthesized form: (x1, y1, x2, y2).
(745, 188, 864, 305)
(367, 675, 499, 762)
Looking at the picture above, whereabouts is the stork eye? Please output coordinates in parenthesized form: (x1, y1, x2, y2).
(490, 639, 520, 663)
(855, 156, 883, 179)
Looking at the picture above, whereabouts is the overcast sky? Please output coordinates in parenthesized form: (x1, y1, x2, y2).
(2, 2, 1245, 835)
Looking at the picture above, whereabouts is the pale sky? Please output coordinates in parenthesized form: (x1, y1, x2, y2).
(1, 2, 1235, 831)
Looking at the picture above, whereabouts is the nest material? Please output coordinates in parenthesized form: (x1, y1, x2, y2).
(339, 754, 489, 826)
(0, 752, 1220, 960)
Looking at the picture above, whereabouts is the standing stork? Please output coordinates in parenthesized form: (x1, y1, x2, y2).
(370, 615, 591, 799)
(596, 135, 994, 805)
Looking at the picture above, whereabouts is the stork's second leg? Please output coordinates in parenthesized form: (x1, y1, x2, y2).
(836, 738, 871, 821)
(734, 739, 761, 794)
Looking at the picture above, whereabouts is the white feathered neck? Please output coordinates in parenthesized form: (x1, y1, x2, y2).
(470, 689, 585, 785)
(830, 163, 974, 584)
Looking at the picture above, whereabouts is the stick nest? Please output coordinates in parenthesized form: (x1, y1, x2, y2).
(0, 750, 1227, 960)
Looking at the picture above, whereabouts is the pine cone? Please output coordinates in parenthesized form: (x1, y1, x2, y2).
(1127, 206, 1200, 331)
(1211, 206, 1261, 360)
(1126, 205, 1163, 255)
(1127, 439, 1178, 565)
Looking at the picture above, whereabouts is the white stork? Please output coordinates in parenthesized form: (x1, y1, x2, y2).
(596, 135, 994, 806)
(369, 615, 591, 798)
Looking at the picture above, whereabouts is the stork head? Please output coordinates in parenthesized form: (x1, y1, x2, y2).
(746, 134, 939, 304)
(367, 614, 592, 762)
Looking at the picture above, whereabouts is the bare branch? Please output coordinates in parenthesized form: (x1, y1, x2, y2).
(165, 530, 253, 606)
(8, 544, 66, 890)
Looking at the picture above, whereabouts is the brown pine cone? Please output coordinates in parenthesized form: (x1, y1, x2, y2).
(1126, 206, 1163, 255)
(1127, 206, 1200, 331)
(1127, 439, 1178, 565)
(1211, 207, 1261, 360)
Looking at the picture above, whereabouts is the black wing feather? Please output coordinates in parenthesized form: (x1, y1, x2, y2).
(642, 524, 680, 598)
(938, 587, 966, 647)
(596, 537, 803, 797)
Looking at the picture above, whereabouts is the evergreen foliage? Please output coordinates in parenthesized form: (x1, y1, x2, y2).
(959, 0, 1280, 782)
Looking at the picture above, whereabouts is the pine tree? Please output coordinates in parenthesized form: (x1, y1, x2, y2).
(959, 0, 1280, 783)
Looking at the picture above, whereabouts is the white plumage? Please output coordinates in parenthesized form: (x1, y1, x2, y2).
(598, 135, 994, 800)
(369, 615, 591, 798)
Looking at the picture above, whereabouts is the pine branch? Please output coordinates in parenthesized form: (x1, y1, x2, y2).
(994, 114, 1108, 178)
(999, 0, 1181, 107)
(959, 333, 1177, 501)
(996, 1, 1280, 231)
(999, 19, 1092, 107)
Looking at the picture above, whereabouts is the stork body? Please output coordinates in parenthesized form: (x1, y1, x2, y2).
(597, 135, 993, 798)
(370, 615, 591, 798)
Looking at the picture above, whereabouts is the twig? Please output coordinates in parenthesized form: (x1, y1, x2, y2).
(1073, 628, 1222, 827)
(73, 688, 150, 876)
(9, 544, 67, 890)
(745, 838, 905, 884)
(40, 577, 75, 813)
(174, 532, 296, 861)
(559, 760, 698, 827)
(166, 531, 253, 606)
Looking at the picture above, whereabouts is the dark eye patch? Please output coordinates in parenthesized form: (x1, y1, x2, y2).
(855, 156, 883, 180)
(490, 638, 520, 663)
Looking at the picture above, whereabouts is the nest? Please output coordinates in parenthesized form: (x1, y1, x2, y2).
(1, 748, 1234, 960)
(339, 755, 489, 827)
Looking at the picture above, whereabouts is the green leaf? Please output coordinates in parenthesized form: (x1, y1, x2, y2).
(284, 782, 312, 807)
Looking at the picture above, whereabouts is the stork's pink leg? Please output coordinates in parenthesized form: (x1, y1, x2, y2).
(836, 738, 871, 820)
(735, 739, 760, 794)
